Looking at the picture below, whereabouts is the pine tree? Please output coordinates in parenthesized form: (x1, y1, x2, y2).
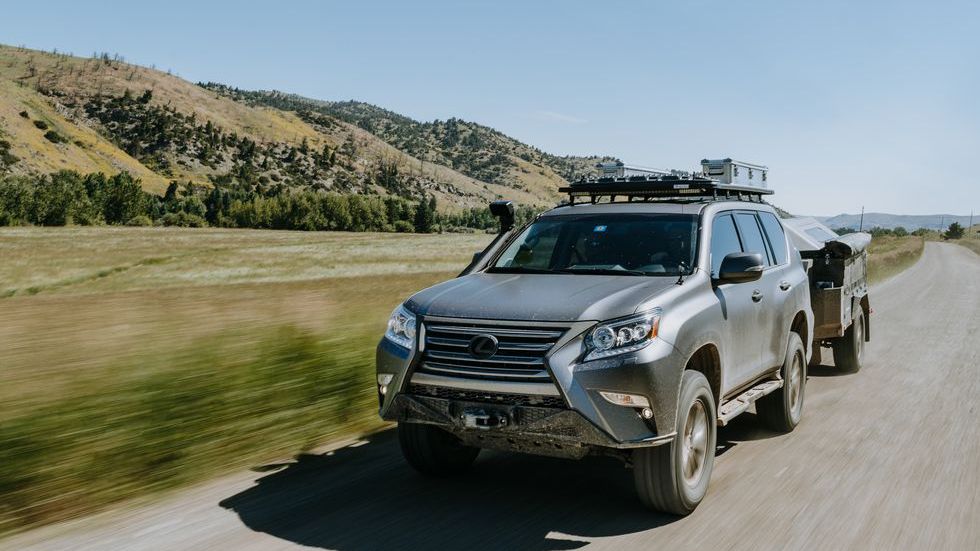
(414, 195, 436, 233)
(944, 222, 964, 240)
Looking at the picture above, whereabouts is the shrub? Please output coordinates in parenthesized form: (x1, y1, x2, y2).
(125, 215, 153, 226)
(33, 120, 48, 130)
(43, 130, 66, 144)
(160, 211, 207, 227)
(18, 110, 29, 118)
(0, 139, 17, 168)
(393, 220, 414, 233)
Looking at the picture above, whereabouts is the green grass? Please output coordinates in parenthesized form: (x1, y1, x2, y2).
(0, 326, 380, 533)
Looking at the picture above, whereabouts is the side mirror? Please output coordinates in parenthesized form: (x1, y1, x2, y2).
(471, 251, 483, 265)
(717, 252, 764, 283)
(489, 200, 515, 232)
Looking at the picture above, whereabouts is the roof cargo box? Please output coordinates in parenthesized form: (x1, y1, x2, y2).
(700, 158, 768, 189)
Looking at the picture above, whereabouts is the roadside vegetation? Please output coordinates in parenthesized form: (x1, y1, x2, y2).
(865, 234, 926, 284)
(946, 223, 980, 256)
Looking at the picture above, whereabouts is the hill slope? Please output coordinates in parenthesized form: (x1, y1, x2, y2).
(1, 45, 613, 210)
(201, 85, 616, 192)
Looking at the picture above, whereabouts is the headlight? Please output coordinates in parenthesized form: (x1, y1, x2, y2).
(585, 308, 662, 361)
(384, 304, 417, 349)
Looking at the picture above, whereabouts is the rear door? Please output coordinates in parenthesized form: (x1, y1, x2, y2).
(758, 211, 796, 369)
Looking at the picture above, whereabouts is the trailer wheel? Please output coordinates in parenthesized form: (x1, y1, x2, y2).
(832, 307, 865, 373)
(633, 370, 716, 516)
(398, 422, 479, 476)
(757, 332, 806, 432)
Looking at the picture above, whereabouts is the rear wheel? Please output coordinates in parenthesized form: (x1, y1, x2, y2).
(633, 370, 716, 515)
(757, 332, 806, 432)
(398, 422, 479, 476)
(832, 307, 865, 373)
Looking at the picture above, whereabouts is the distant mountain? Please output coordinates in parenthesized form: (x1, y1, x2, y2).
(817, 213, 974, 231)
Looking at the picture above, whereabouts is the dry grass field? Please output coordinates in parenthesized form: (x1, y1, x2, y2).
(866, 235, 925, 284)
(0, 227, 491, 534)
(953, 225, 980, 256)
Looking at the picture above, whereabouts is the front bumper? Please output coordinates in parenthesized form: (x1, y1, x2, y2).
(376, 319, 685, 453)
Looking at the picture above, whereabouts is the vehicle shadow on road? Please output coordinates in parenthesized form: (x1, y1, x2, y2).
(219, 430, 681, 550)
(807, 363, 850, 378)
(715, 411, 781, 456)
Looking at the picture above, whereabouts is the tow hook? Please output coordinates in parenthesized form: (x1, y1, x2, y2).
(461, 408, 509, 430)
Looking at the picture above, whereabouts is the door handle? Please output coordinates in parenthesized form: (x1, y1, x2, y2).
(779, 281, 791, 291)
(752, 290, 764, 302)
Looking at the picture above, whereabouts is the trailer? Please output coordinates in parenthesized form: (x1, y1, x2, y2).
(783, 218, 871, 371)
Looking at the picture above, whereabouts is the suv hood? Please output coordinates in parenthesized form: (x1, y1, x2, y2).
(405, 273, 677, 322)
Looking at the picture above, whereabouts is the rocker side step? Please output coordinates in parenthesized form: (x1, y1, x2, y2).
(717, 380, 782, 426)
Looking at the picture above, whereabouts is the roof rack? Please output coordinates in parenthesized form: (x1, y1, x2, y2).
(559, 175, 773, 205)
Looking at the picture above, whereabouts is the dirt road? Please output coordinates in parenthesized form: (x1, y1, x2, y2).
(6, 242, 978, 550)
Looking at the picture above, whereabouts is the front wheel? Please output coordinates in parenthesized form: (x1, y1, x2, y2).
(398, 422, 479, 476)
(633, 370, 716, 515)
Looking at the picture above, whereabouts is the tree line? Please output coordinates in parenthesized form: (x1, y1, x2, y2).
(0, 171, 481, 233)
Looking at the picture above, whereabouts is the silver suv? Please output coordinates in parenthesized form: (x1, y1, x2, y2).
(376, 187, 813, 515)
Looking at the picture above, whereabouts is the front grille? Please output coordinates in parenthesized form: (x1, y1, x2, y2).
(410, 384, 566, 409)
(419, 321, 567, 382)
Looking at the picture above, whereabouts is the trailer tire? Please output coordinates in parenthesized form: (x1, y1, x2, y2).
(398, 422, 479, 476)
(634, 370, 716, 516)
(757, 332, 806, 432)
(832, 307, 865, 373)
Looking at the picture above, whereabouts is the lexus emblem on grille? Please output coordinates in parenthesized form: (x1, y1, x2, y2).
(468, 334, 499, 359)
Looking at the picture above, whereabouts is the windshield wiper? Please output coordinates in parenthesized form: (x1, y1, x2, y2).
(557, 267, 647, 276)
(486, 266, 556, 274)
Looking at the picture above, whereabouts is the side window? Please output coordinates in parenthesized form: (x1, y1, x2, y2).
(735, 213, 772, 266)
(759, 212, 788, 265)
(710, 213, 742, 277)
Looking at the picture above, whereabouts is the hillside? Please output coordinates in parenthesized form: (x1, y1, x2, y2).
(0, 45, 611, 211)
(817, 213, 973, 231)
(201, 85, 616, 193)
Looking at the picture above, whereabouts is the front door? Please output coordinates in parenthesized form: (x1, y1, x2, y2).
(733, 212, 778, 375)
(710, 212, 766, 392)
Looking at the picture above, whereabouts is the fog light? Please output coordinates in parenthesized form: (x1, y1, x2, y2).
(377, 373, 394, 396)
(599, 391, 650, 408)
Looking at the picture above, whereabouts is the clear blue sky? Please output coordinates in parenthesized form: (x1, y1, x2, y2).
(2, 0, 977, 216)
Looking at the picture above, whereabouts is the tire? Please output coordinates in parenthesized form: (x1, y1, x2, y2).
(633, 370, 716, 516)
(757, 332, 806, 432)
(832, 307, 865, 373)
(398, 422, 479, 476)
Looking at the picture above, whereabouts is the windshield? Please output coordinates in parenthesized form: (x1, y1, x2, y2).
(489, 214, 698, 276)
